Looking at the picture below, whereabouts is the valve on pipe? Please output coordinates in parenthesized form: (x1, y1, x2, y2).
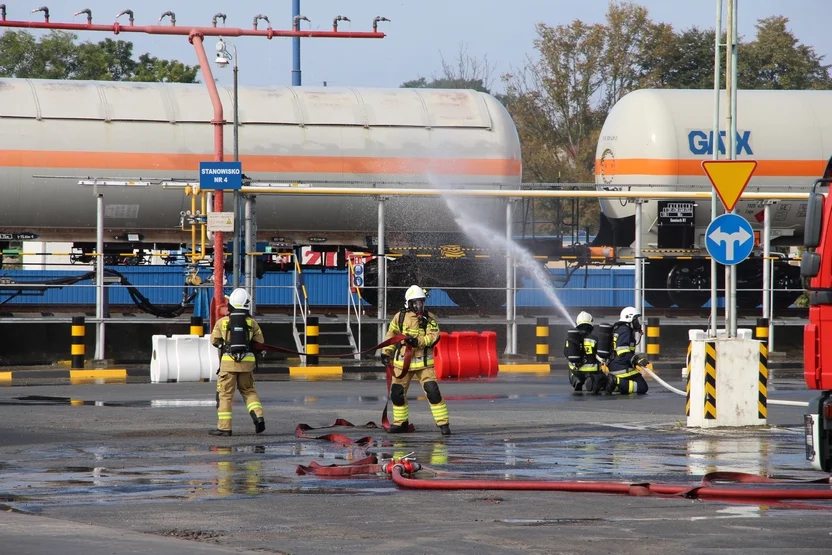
(158, 10, 175, 26)
(373, 16, 391, 33)
(332, 15, 350, 32)
(212, 13, 226, 27)
(0, 4, 6, 21)
(115, 9, 134, 26)
(293, 15, 310, 32)
(74, 8, 92, 25)
(252, 14, 270, 30)
(31, 6, 49, 22)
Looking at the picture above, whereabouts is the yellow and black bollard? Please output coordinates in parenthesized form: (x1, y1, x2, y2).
(306, 316, 319, 365)
(755, 317, 770, 352)
(536, 317, 549, 363)
(646, 317, 660, 359)
(71, 316, 85, 369)
(190, 316, 204, 336)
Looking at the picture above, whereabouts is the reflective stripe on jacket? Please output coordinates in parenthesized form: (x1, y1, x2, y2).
(569, 335, 600, 373)
(609, 323, 637, 374)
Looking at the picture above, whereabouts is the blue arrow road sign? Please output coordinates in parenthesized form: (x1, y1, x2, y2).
(705, 213, 754, 266)
(199, 161, 242, 191)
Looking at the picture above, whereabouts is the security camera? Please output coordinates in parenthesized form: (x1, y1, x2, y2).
(215, 52, 230, 67)
(216, 39, 225, 52)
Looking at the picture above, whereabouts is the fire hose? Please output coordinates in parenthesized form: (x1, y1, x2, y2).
(639, 363, 809, 407)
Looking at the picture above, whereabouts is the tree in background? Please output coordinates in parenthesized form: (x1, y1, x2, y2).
(500, 2, 831, 235)
(402, 43, 495, 93)
(0, 30, 198, 82)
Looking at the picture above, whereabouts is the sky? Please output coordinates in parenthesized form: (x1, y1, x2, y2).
(8, 1, 832, 90)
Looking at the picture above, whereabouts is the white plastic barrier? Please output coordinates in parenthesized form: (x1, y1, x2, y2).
(150, 334, 218, 383)
(687, 328, 767, 428)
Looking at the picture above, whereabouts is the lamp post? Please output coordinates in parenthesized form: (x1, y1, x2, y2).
(215, 38, 241, 289)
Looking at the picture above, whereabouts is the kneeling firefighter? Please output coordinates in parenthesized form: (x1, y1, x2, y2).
(381, 285, 450, 436)
(564, 311, 606, 393)
(605, 306, 649, 395)
(209, 288, 266, 436)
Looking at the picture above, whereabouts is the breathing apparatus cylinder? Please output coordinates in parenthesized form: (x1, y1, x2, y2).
(564, 329, 584, 365)
(596, 323, 614, 362)
(227, 311, 250, 362)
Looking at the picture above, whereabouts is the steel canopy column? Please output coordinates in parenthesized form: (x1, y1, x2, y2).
(95, 193, 105, 360)
(378, 197, 387, 344)
(506, 199, 516, 355)
(634, 199, 644, 351)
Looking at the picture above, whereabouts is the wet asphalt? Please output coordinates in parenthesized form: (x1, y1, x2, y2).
(0, 368, 829, 555)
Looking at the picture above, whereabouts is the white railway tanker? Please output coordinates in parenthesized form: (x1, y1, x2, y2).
(0, 78, 522, 308)
(594, 88, 832, 308)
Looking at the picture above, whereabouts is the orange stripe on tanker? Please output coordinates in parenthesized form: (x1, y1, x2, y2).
(0, 150, 521, 177)
(595, 157, 826, 178)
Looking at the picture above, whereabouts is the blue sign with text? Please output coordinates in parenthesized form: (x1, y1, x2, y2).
(199, 161, 242, 190)
(705, 213, 755, 266)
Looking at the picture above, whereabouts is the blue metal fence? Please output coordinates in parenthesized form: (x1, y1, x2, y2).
(0, 266, 635, 308)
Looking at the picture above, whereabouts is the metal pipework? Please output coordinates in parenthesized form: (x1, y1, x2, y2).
(293, 15, 310, 32)
(159, 11, 175, 26)
(32, 6, 49, 22)
(252, 14, 270, 30)
(373, 16, 391, 32)
(74, 9, 92, 25)
(0, 18, 385, 38)
(333, 15, 350, 31)
(232, 186, 811, 201)
(212, 13, 226, 27)
(115, 9, 133, 26)
(0, 5, 6, 22)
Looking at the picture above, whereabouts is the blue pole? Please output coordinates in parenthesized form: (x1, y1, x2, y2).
(292, 0, 301, 86)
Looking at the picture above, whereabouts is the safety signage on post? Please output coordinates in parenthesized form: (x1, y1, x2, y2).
(352, 263, 365, 288)
(705, 213, 754, 266)
(701, 160, 757, 212)
(199, 161, 243, 191)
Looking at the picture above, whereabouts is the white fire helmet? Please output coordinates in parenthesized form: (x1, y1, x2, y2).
(228, 288, 251, 311)
(619, 306, 639, 323)
(576, 311, 593, 327)
(404, 284, 427, 309)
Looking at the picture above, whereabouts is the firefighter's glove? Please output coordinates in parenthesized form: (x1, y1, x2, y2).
(634, 355, 649, 369)
(404, 335, 419, 347)
(418, 315, 428, 329)
(381, 354, 392, 367)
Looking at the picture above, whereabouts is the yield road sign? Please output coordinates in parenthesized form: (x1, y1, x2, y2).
(705, 213, 754, 265)
(701, 160, 757, 212)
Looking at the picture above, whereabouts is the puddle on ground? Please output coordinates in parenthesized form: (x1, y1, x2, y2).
(0, 422, 826, 513)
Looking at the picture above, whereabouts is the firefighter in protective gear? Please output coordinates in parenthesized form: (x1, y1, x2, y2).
(209, 288, 266, 436)
(564, 311, 606, 394)
(606, 306, 649, 395)
(381, 285, 450, 435)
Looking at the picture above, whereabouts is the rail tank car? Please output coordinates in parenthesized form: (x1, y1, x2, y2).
(0, 79, 522, 308)
(594, 88, 832, 308)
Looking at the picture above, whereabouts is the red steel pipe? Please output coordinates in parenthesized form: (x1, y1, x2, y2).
(189, 31, 226, 325)
(0, 20, 384, 38)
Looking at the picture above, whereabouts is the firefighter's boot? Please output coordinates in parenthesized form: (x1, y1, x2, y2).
(387, 420, 410, 434)
(250, 410, 266, 434)
(439, 424, 451, 436)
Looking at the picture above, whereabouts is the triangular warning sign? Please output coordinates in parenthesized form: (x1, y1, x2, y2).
(701, 160, 757, 212)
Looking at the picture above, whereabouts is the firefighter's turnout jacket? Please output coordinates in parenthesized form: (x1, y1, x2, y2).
(211, 315, 265, 373)
(569, 328, 600, 374)
(382, 310, 440, 371)
(608, 323, 639, 377)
